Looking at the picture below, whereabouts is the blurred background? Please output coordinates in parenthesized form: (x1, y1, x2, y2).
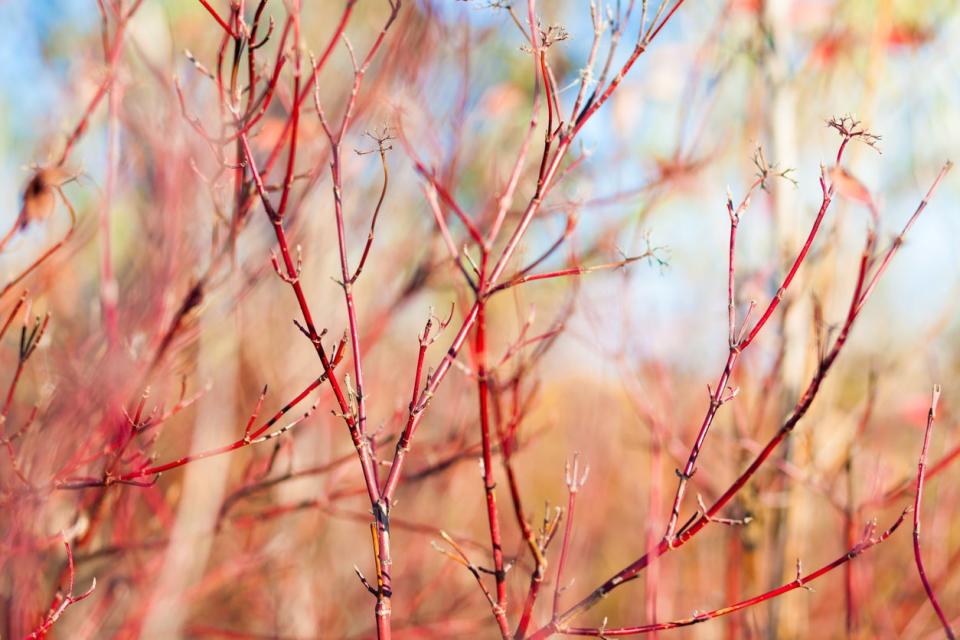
(0, 1, 958, 638)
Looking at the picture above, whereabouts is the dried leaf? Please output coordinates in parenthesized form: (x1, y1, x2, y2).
(20, 168, 62, 229)
(829, 166, 873, 207)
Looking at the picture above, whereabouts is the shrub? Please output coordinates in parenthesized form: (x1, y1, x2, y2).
(1, 1, 956, 638)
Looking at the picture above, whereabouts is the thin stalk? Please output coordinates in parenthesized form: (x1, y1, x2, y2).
(559, 512, 906, 636)
(912, 385, 956, 640)
(475, 257, 510, 636)
(531, 162, 949, 638)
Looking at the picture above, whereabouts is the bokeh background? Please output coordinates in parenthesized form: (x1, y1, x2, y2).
(1, 1, 958, 638)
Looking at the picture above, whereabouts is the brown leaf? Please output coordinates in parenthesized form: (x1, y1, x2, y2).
(829, 166, 874, 207)
(20, 168, 62, 229)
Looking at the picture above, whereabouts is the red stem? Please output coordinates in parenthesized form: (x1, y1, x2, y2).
(196, 0, 238, 39)
(260, 1, 358, 177)
(475, 262, 511, 637)
(516, 571, 544, 640)
(55, 372, 328, 488)
(739, 188, 832, 350)
(559, 512, 907, 636)
(552, 482, 579, 619)
(382, 0, 687, 506)
(240, 135, 383, 508)
(100, 20, 125, 351)
(912, 386, 956, 640)
(530, 162, 948, 638)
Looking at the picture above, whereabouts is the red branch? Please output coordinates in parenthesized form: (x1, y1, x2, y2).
(912, 385, 956, 640)
(560, 512, 907, 636)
